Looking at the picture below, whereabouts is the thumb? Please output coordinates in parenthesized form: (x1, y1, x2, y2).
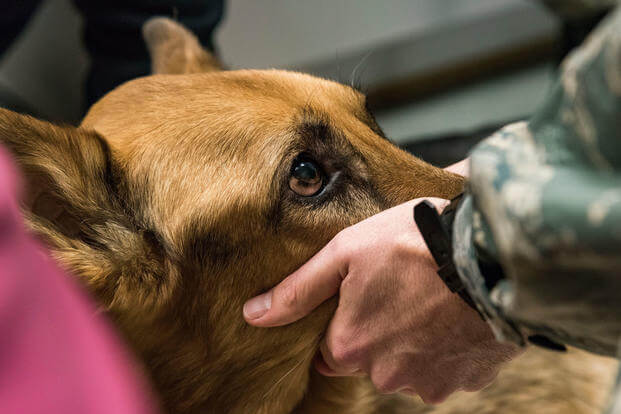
(243, 236, 347, 327)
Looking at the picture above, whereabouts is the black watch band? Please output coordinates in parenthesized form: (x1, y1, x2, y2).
(413, 195, 483, 318)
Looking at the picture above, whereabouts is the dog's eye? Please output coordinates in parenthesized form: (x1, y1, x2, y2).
(289, 158, 323, 196)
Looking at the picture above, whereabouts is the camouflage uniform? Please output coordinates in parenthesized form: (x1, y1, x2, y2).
(453, 5, 621, 410)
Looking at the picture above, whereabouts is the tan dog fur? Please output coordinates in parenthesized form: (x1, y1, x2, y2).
(0, 17, 616, 414)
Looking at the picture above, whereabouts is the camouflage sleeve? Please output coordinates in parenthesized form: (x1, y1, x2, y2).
(454, 6, 621, 357)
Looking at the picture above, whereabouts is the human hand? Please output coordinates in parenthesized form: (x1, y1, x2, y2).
(243, 161, 519, 403)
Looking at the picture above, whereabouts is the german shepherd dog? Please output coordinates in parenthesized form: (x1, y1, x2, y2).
(0, 18, 616, 414)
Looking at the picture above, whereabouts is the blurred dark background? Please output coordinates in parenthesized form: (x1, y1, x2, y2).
(0, 0, 610, 166)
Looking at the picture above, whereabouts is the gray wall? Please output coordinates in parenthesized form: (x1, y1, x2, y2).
(0, 0, 558, 140)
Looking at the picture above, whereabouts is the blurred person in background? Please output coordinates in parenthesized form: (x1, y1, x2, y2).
(1, 0, 224, 106)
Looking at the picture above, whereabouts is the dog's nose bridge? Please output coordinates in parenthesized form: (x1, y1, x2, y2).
(361, 140, 465, 205)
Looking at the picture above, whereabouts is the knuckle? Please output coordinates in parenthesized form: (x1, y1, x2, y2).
(329, 333, 360, 366)
(420, 389, 450, 405)
(279, 280, 299, 311)
(371, 370, 403, 394)
(329, 230, 348, 256)
(463, 369, 499, 392)
(419, 383, 456, 405)
(375, 382, 396, 395)
(340, 272, 358, 291)
(330, 228, 357, 261)
(330, 345, 355, 367)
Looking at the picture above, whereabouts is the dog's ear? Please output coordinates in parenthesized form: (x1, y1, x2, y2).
(0, 108, 168, 311)
(143, 17, 222, 74)
(0, 109, 122, 235)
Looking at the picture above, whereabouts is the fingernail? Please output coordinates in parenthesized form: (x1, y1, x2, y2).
(243, 291, 272, 320)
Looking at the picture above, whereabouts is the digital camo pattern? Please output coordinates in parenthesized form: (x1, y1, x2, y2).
(453, 196, 525, 346)
(454, 6, 621, 357)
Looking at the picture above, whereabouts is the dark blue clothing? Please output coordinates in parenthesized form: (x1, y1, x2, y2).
(1, 0, 224, 107)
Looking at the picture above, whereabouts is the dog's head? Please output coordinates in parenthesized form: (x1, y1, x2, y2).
(0, 18, 463, 413)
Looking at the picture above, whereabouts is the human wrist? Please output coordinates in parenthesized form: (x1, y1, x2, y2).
(414, 194, 482, 316)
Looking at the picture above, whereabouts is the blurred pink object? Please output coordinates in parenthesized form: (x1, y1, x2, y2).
(0, 147, 158, 414)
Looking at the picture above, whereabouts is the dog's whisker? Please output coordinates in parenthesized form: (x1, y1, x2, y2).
(335, 49, 342, 84)
(349, 50, 373, 89)
(264, 358, 306, 399)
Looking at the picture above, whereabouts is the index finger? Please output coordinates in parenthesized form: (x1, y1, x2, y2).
(243, 236, 347, 327)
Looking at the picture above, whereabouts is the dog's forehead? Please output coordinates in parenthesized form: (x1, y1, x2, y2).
(86, 70, 361, 122)
(82, 69, 369, 169)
